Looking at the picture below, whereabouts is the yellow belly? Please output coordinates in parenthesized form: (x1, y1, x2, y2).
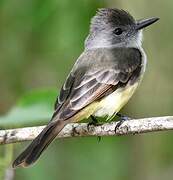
(94, 82, 139, 117)
(71, 82, 139, 123)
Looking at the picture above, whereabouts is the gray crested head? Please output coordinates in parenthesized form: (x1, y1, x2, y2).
(90, 8, 135, 32)
(85, 8, 159, 49)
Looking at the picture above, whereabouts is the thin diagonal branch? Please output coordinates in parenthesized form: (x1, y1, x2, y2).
(0, 116, 173, 145)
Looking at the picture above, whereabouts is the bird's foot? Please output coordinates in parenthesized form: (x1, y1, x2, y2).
(87, 115, 102, 142)
(87, 115, 102, 129)
(115, 113, 131, 133)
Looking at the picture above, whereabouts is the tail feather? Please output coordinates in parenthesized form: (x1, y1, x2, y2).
(12, 120, 67, 168)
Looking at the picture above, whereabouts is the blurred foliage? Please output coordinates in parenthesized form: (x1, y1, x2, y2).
(0, 89, 57, 128)
(0, 145, 13, 180)
(0, 0, 173, 180)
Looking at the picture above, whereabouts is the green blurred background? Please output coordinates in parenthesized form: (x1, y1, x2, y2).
(0, 0, 173, 180)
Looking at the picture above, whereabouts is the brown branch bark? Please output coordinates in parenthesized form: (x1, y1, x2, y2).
(0, 116, 173, 145)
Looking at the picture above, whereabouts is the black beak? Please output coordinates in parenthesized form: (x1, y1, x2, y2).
(135, 17, 159, 30)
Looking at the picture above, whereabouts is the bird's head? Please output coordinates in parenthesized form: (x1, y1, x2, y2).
(85, 8, 159, 49)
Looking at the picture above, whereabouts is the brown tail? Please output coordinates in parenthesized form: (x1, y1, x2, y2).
(12, 120, 67, 168)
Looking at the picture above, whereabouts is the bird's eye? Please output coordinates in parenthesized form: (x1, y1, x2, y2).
(114, 28, 123, 35)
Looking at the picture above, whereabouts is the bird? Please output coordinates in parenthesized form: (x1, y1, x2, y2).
(12, 8, 159, 168)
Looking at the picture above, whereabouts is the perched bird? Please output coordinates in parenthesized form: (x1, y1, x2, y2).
(12, 8, 159, 168)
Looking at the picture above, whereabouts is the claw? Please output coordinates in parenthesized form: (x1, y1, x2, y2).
(87, 115, 102, 129)
(87, 115, 103, 141)
(115, 113, 131, 133)
(87, 121, 95, 131)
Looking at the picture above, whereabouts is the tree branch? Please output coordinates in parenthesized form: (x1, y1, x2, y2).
(0, 116, 173, 145)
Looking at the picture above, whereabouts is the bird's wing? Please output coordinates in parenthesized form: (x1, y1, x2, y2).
(12, 48, 142, 168)
(53, 48, 142, 120)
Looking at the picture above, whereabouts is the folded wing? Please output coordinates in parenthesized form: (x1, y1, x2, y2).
(53, 47, 142, 121)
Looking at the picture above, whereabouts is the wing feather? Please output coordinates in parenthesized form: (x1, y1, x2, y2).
(53, 47, 142, 120)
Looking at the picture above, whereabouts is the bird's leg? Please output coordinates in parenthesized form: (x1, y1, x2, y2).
(115, 113, 132, 132)
(87, 115, 102, 142)
(116, 112, 131, 120)
(88, 115, 102, 126)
